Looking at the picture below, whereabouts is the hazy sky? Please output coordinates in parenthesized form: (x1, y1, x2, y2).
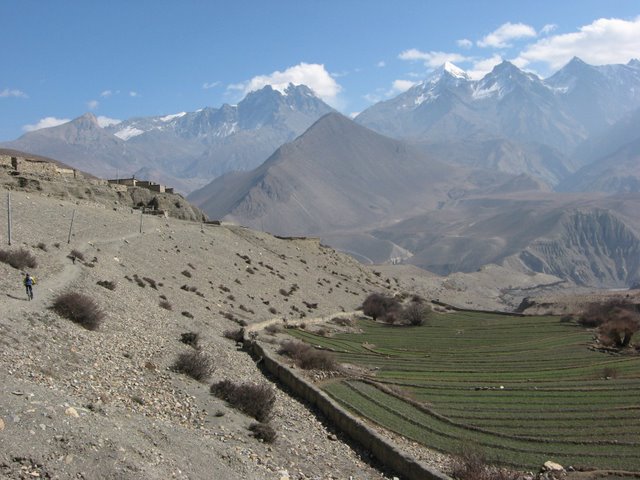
(1, 0, 639, 140)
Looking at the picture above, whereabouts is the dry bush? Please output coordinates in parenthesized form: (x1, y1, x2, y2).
(402, 303, 432, 326)
(452, 444, 521, 480)
(142, 277, 158, 289)
(181, 311, 194, 319)
(223, 328, 244, 342)
(180, 332, 200, 348)
(210, 380, 275, 422)
(181, 269, 192, 278)
(96, 280, 116, 291)
(278, 340, 310, 359)
(0, 248, 37, 270)
(603, 366, 619, 379)
(297, 348, 337, 371)
(51, 292, 105, 330)
(599, 310, 640, 348)
(172, 351, 214, 382)
(159, 299, 173, 310)
(332, 316, 354, 327)
(579, 299, 631, 327)
(279, 340, 337, 371)
(36, 242, 48, 252)
(248, 422, 277, 443)
(265, 324, 281, 335)
(362, 293, 400, 320)
(268, 307, 277, 314)
(69, 249, 85, 261)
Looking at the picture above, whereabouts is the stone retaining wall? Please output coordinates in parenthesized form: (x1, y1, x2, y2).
(247, 340, 452, 480)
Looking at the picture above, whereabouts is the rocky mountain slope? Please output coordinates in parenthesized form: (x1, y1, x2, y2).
(373, 192, 640, 288)
(189, 113, 516, 237)
(2, 85, 335, 193)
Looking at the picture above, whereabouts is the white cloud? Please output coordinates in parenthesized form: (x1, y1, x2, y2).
(477, 22, 537, 48)
(229, 63, 342, 104)
(23, 117, 70, 132)
(389, 79, 418, 94)
(97, 116, 121, 127)
(87, 100, 99, 110)
(1, 88, 28, 98)
(541, 24, 557, 35)
(100, 90, 113, 97)
(129, 91, 139, 97)
(399, 49, 469, 68)
(515, 16, 640, 71)
(466, 55, 504, 80)
(202, 81, 220, 89)
(376, 61, 386, 68)
(457, 38, 473, 49)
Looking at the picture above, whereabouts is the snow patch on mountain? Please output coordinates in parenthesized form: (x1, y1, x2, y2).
(160, 112, 186, 122)
(114, 126, 144, 140)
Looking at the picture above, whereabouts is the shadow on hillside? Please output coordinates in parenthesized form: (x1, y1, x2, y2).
(5, 293, 28, 301)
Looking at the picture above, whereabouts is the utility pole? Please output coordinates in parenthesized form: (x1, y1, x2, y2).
(67, 209, 76, 244)
(7, 192, 12, 245)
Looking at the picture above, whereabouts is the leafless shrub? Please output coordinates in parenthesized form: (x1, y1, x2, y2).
(265, 324, 281, 335)
(603, 366, 619, 379)
(248, 422, 277, 443)
(181, 269, 192, 278)
(51, 292, 105, 331)
(223, 328, 244, 342)
(579, 299, 632, 327)
(401, 303, 432, 326)
(142, 277, 158, 289)
(96, 280, 116, 291)
(362, 293, 400, 320)
(181, 311, 194, 319)
(132, 274, 145, 288)
(172, 351, 214, 382)
(278, 340, 337, 371)
(210, 380, 275, 422)
(452, 443, 519, 480)
(297, 348, 337, 370)
(159, 299, 173, 310)
(69, 249, 85, 261)
(36, 242, 48, 252)
(0, 248, 37, 270)
(599, 310, 640, 348)
(180, 332, 200, 348)
(268, 307, 277, 314)
(279, 288, 290, 297)
(332, 317, 354, 327)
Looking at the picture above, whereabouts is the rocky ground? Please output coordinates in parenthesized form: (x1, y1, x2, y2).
(1, 172, 626, 480)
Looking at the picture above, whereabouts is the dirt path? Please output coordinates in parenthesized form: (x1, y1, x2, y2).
(3, 231, 141, 318)
(245, 310, 361, 332)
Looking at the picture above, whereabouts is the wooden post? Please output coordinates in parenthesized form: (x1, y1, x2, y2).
(7, 192, 12, 245)
(139, 210, 143, 233)
(67, 209, 76, 244)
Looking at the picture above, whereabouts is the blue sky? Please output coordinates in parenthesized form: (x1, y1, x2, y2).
(1, 0, 639, 141)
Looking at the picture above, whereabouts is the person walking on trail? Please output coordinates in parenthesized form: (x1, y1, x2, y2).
(23, 273, 36, 301)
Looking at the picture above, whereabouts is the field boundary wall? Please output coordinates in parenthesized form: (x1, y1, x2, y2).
(246, 339, 452, 480)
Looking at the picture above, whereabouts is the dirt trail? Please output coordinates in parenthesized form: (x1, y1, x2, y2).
(3, 231, 141, 318)
(245, 310, 361, 332)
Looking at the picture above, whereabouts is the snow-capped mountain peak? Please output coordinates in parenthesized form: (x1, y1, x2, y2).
(427, 62, 470, 82)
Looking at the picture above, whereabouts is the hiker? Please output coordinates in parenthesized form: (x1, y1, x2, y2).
(23, 273, 36, 300)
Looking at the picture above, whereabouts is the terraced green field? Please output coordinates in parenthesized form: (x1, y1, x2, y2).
(287, 312, 640, 471)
